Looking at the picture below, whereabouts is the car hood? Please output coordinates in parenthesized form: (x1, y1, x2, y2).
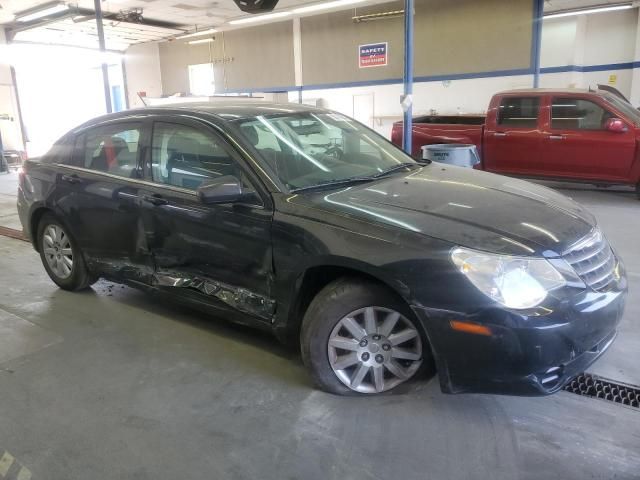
(302, 164, 596, 257)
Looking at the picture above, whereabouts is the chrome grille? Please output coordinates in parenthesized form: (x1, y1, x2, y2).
(563, 229, 617, 291)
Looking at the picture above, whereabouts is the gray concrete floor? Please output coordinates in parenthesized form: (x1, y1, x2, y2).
(0, 176, 639, 480)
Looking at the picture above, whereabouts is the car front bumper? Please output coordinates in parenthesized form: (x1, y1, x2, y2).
(413, 279, 627, 396)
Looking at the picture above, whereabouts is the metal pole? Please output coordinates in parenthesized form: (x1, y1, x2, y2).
(402, 0, 414, 155)
(532, 0, 544, 88)
(94, 0, 112, 113)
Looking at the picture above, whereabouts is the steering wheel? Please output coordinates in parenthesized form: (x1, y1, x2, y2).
(324, 145, 344, 160)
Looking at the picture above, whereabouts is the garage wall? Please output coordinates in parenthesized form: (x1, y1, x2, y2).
(126, 4, 640, 138)
(157, 22, 294, 95)
(301, 0, 534, 87)
(124, 42, 163, 109)
(0, 29, 24, 152)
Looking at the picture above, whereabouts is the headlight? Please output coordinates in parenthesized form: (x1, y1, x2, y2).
(451, 247, 567, 309)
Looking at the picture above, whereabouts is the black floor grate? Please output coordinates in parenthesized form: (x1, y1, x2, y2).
(564, 373, 640, 409)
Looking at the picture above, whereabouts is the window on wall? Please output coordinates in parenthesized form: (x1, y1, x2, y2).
(497, 97, 540, 128)
(188, 63, 215, 96)
(551, 98, 614, 130)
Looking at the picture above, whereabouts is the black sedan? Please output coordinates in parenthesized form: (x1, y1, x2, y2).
(17, 103, 627, 395)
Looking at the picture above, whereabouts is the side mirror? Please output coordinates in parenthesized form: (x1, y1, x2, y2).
(605, 118, 628, 133)
(197, 176, 247, 204)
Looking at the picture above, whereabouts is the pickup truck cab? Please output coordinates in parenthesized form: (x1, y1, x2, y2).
(392, 89, 640, 197)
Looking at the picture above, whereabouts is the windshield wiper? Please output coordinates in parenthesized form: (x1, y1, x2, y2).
(290, 176, 374, 193)
(290, 162, 425, 193)
(372, 162, 422, 178)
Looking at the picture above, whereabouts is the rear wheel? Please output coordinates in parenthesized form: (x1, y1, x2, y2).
(37, 213, 96, 291)
(301, 278, 428, 395)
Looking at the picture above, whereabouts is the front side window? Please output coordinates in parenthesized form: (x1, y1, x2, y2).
(237, 112, 413, 190)
(151, 122, 246, 191)
(497, 97, 540, 128)
(80, 123, 141, 178)
(551, 97, 614, 130)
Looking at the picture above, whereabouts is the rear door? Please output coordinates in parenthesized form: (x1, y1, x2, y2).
(138, 117, 275, 321)
(539, 96, 636, 181)
(483, 95, 544, 175)
(55, 120, 153, 281)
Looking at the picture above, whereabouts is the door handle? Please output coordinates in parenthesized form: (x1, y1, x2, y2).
(548, 135, 565, 140)
(61, 173, 81, 184)
(493, 132, 507, 137)
(142, 194, 168, 206)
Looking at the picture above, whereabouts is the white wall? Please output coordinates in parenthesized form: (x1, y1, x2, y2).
(124, 42, 163, 109)
(583, 9, 637, 65)
(0, 28, 24, 152)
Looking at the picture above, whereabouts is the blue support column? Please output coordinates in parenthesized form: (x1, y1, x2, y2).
(532, 0, 544, 88)
(402, 0, 414, 155)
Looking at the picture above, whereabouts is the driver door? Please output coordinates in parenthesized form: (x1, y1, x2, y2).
(139, 116, 275, 321)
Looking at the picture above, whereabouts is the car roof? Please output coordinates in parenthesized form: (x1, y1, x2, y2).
(111, 101, 323, 121)
(71, 101, 327, 133)
(497, 88, 604, 96)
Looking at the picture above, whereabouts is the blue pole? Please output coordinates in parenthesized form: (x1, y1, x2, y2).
(532, 0, 543, 88)
(402, 0, 414, 155)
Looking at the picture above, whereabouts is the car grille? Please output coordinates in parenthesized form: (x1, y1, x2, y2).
(563, 229, 617, 291)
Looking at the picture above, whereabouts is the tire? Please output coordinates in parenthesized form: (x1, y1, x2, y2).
(636, 182, 640, 200)
(37, 213, 96, 291)
(301, 278, 430, 395)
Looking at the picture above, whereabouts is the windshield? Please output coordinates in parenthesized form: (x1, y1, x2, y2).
(603, 93, 640, 126)
(235, 112, 416, 190)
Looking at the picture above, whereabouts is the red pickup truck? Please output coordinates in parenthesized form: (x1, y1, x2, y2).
(391, 89, 640, 197)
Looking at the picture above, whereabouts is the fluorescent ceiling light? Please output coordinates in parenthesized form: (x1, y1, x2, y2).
(544, 4, 632, 19)
(15, 2, 69, 22)
(188, 38, 215, 45)
(176, 28, 218, 40)
(228, 11, 291, 25)
(293, 0, 367, 14)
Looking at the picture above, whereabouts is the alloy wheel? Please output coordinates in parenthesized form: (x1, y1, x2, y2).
(42, 224, 73, 280)
(327, 306, 423, 393)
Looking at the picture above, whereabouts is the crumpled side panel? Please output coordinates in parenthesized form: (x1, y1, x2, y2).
(153, 272, 276, 321)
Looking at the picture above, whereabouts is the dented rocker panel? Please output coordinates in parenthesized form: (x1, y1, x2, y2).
(153, 272, 276, 320)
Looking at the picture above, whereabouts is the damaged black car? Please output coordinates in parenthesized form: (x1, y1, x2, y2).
(17, 103, 627, 395)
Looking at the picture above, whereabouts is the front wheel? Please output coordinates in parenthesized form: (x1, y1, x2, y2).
(37, 213, 96, 291)
(301, 279, 428, 395)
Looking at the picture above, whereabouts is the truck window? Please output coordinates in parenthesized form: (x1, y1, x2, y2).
(497, 97, 539, 128)
(551, 98, 614, 130)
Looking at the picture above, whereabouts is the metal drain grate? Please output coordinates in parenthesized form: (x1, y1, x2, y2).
(564, 373, 640, 408)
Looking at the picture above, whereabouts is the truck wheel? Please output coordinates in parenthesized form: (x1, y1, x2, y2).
(301, 278, 431, 395)
(37, 213, 96, 291)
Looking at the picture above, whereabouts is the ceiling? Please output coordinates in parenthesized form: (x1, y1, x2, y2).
(0, 0, 323, 26)
(0, 0, 634, 51)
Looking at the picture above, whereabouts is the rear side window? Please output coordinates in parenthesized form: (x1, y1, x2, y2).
(76, 123, 142, 178)
(551, 98, 613, 130)
(497, 97, 540, 128)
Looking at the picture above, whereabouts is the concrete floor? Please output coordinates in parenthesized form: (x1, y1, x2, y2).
(0, 174, 639, 480)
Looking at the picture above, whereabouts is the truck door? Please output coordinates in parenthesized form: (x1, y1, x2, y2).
(539, 96, 636, 181)
(483, 95, 544, 175)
